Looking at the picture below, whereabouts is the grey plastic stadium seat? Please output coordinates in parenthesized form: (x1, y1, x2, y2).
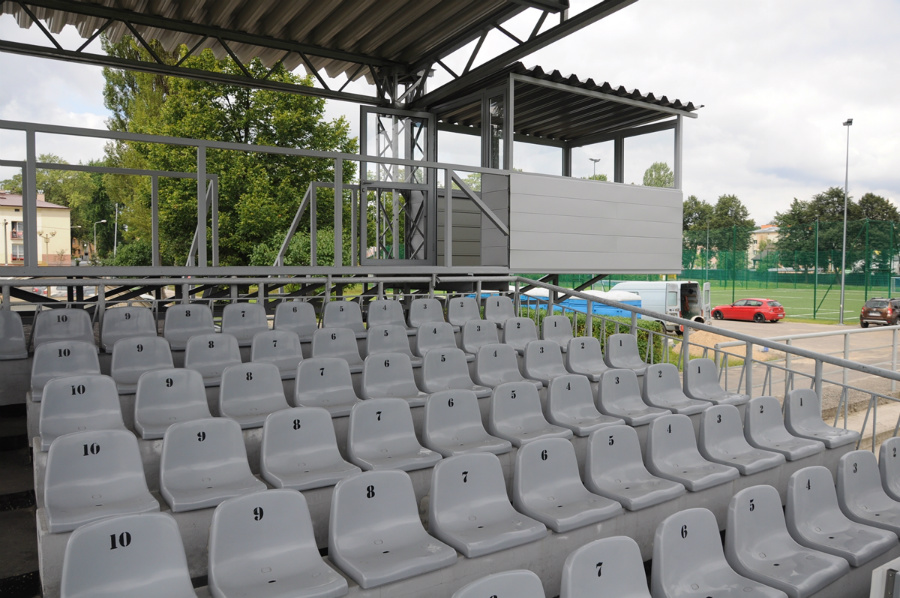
(110, 335, 174, 394)
(447, 296, 482, 326)
(522, 339, 569, 385)
(513, 437, 622, 532)
(33, 307, 95, 350)
(546, 374, 624, 436)
(603, 333, 649, 376)
(461, 319, 500, 354)
(100, 306, 157, 353)
(561, 536, 652, 598)
(134, 368, 211, 440)
(646, 413, 740, 491)
(745, 396, 825, 461)
(218, 362, 290, 429)
(160, 418, 266, 512)
(40, 374, 127, 451)
(423, 390, 511, 457)
(503, 317, 538, 355)
(250, 329, 303, 379)
(597, 369, 668, 425)
(45, 429, 158, 534)
(365, 324, 421, 366)
(347, 398, 442, 472)
(60, 512, 195, 598)
(414, 321, 461, 358)
(163, 303, 215, 351)
(699, 404, 785, 475)
(651, 507, 789, 598)
(785, 388, 860, 448)
(430, 453, 546, 558)
(273, 300, 318, 342)
(220, 302, 268, 347)
(312, 327, 364, 373)
(408, 297, 446, 329)
(725, 485, 849, 598)
(880, 437, 900, 501)
(367, 298, 410, 330)
(452, 570, 545, 598)
(183, 332, 242, 387)
(322, 301, 366, 336)
(260, 407, 360, 491)
(0, 309, 27, 359)
(489, 381, 573, 447)
(209, 489, 349, 598)
(293, 357, 360, 416)
(584, 424, 685, 511)
(643, 363, 710, 415)
(683, 357, 749, 406)
(329, 470, 457, 589)
(474, 343, 542, 391)
(565, 336, 608, 381)
(421, 347, 490, 397)
(31, 340, 101, 402)
(483, 295, 516, 324)
(542, 315, 573, 351)
(787, 466, 898, 567)
(838, 450, 900, 535)
(360, 352, 428, 406)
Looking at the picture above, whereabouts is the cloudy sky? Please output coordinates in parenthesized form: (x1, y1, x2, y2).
(1, 0, 897, 226)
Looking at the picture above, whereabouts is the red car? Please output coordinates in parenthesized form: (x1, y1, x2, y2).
(711, 298, 785, 323)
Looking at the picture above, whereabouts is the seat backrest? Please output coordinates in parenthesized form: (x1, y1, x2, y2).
(161, 418, 251, 480)
(598, 369, 644, 411)
(503, 317, 538, 352)
(561, 536, 651, 598)
(483, 295, 516, 324)
(361, 352, 421, 400)
(322, 301, 365, 333)
(163, 304, 214, 351)
(490, 381, 552, 432)
(462, 319, 500, 354)
(604, 333, 643, 366)
(451, 570, 545, 598)
(408, 297, 445, 328)
(585, 424, 651, 482)
(643, 363, 684, 399)
(447, 296, 482, 326)
(542, 315, 573, 346)
(183, 333, 242, 384)
(293, 357, 359, 410)
(367, 298, 408, 328)
(414, 321, 458, 356)
(273, 300, 318, 340)
(40, 374, 125, 450)
(684, 357, 721, 395)
(220, 303, 268, 346)
(261, 407, 344, 473)
(784, 388, 825, 429)
(424, 389, 498, 452)
(100, 306, 157, 352)
(110, 335, 174, 388)
(312, 327, 363, 363)
(745, 396, 790, 440)
(33, 307, 95, 349)
(430, 452, 517, 531)
(0, 309, 27, 359)
(249, 329, 303, 377)
(134, 368, 211, 439)
(45, 428, 150, 515)
(565, 336, 607, 375)
(31, 340, 101, 400)
(651, 507, 734, 597)
(474, 343, 526, 386)
(60, 512, 195, 598)
(218, 362, 288, 422)
(514, 437, 589, 502)
(725, 484, 793, 561)
(523, 339, 567, 381)
(348, 398, 424, 460)
(366, 324, 414, 357)
(786, 466, 845, 537)
(547, 374, 602, 419)
(699, 403, 752, 454)
(422, 347, 476, 390)
(838, 449, 887, 506)
(647, 413, 701, 463)
(208, 489, 328, 590)
(880, 437, 900, 499)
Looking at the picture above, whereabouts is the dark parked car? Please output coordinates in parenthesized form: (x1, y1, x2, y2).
(860, 298, 900, 327)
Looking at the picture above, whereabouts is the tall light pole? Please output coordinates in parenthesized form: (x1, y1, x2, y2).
(113, 203, 119, 258)
(839, 118, 853, 325)
(589, 158, 601, 177)
(93, 219, 107, 262)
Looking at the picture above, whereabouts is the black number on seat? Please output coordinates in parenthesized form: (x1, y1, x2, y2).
(615, 376, 620, 384)
(82, 443, 100, 456)
(384, 359, 390, 368)
(540, 449, 548, 461)
(853, 462, 858, 473)
(759, 405, 764, 414)
(58, 348, 71, 357)
(658, 370, 663, 378)
(716, 414, 722, 423)
(272, 339, 278, 348)
(539, 346, 544, 354)
(136, 343, 144, 352)
(253, 507, 264, 521)
(330, 333, 337, 340)
(447, 398, 454, 407)
(596, 561, 603, 577)
(292, 419, 301, 430)
(109, 532, 131, 549)
(197, 431, 206, 442)
(376, 411, 382, 421)
(681, 525, 688, 539)
(749, 499, 755, 512)
(462, 471, 468, 483)
(240, 311, 246, 318)
(71, 384, 86, 396)
(165, 378, 174, 387)
(57, 314, 68, 323)
(608, 435, 614, 446)
(185, 310, 191, 317)
(208, 340, 215, 349)
(292, 306, 297, 313)
(366, 485, 375, 498)
(124, 313, 131, 320)
(319, 368, 325, 376)
(806, 479, 811, 490)
(246, 371, 253, 381)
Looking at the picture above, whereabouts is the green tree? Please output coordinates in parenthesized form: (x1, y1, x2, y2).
(706, 194, 755, 272)
(585, 173, 608, 182)
(642, 162, 674, 188)
(681, 195, 713, 269)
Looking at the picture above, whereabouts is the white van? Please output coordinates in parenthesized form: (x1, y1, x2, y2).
(609, 280, 711, 333)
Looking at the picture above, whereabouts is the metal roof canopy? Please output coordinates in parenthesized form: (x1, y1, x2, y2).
(0, 0, 643, 106)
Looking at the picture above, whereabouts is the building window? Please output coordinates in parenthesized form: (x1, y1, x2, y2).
(11, 244, 24, 261)
(10, 221, 23, 239)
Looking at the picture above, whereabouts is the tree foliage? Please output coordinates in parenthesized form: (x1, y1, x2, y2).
(681, 195, 713, 269)
(707, 194, 756, 252)
(642, 162, 674, 188)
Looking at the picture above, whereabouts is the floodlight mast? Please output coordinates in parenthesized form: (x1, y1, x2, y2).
(839, 118, 853, 325)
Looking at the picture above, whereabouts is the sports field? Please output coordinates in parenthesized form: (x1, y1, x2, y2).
(707, 284, 880, 322)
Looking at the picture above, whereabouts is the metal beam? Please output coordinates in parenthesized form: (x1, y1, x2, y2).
(566, 116, 677, 147)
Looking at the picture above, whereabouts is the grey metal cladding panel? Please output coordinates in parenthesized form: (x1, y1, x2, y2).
(512, 212, 679, 238)
(510, 249, 681, 272)
(481, 173, 510, 195)
(510, 172, 682, 206)
(616, 202, 682, 222)
(437, 226, 482, 242)
(509, 232, 676, 254)
(481, 246, 508, 266)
